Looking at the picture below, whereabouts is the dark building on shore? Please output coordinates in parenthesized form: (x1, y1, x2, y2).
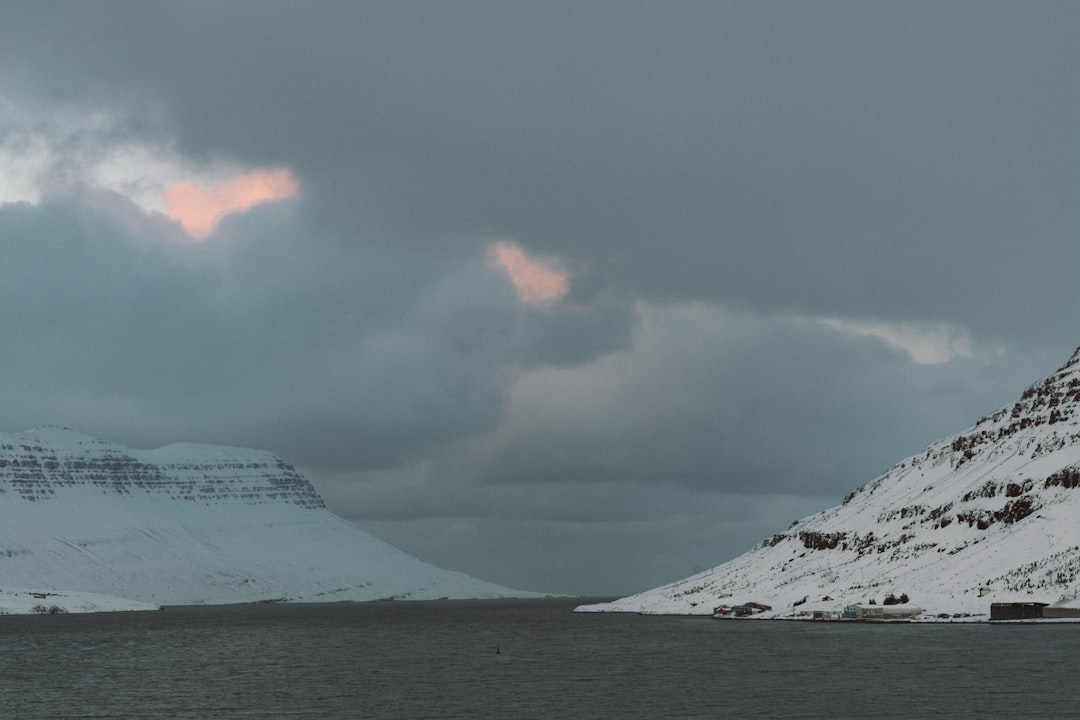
(990, 602, 1048, 621)
(1043, 598, 1080, 619)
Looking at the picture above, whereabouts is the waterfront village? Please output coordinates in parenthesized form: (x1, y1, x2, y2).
(711, 593, 1080, 622)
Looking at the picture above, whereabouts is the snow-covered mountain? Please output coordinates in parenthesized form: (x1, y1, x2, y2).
(0, 427, 535, 608)
(579, 347, 1080, 618)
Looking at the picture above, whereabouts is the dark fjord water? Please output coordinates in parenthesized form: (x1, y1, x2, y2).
(1, 597, 1076, 719)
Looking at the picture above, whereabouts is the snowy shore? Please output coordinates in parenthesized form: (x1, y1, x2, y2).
(0, 587, 160, 615)
(576, 590, 1080, 623)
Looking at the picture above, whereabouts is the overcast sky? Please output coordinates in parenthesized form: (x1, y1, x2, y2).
(1, 1, 1078, 595)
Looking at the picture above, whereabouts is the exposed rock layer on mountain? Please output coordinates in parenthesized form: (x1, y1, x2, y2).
(578, 348, 1080, 617)
(0, 427, 532, 606)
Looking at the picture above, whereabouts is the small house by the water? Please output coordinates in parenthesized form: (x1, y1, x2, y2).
(733, 601, 772, 617)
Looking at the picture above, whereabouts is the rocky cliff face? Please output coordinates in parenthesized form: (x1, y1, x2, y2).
(580, 348, 1080, 617)
(0, 428, 532, 605)
(0, 427, 323, 507)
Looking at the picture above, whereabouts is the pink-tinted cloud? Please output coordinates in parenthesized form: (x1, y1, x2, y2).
(488, 241, 569, 305)
(165, 167, 299, 238)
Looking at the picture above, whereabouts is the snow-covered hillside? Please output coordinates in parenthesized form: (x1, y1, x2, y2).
(0, 587, 158, 615)
(579, 348, 1080, 618)
(0, 427, 535, 611)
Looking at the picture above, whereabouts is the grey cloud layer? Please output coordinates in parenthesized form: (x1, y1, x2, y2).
(7, 3, 1078, 333)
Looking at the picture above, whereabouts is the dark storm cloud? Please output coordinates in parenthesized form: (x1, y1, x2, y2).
(328, 305, 1034, 519)
(0, 191, 633, 472)
(2, 2, 1079, 594)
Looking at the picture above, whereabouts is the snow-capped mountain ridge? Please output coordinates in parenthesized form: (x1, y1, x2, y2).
(0, 428, 535, 607)
(579, 347, 1080, 617)
(1, 427, 323, 507)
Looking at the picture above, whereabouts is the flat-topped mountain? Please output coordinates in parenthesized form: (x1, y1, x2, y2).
(580, 348, 1080, 617)
(0, 427, 534, 606)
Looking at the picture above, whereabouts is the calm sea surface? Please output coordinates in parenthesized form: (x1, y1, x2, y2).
(1, 597, 1076, 719)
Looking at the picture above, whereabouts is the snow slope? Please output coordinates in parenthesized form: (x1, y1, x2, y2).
(0, 587, 157, 615)
(579, 348, 1080, 618)
(0, 428, 536, 609)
